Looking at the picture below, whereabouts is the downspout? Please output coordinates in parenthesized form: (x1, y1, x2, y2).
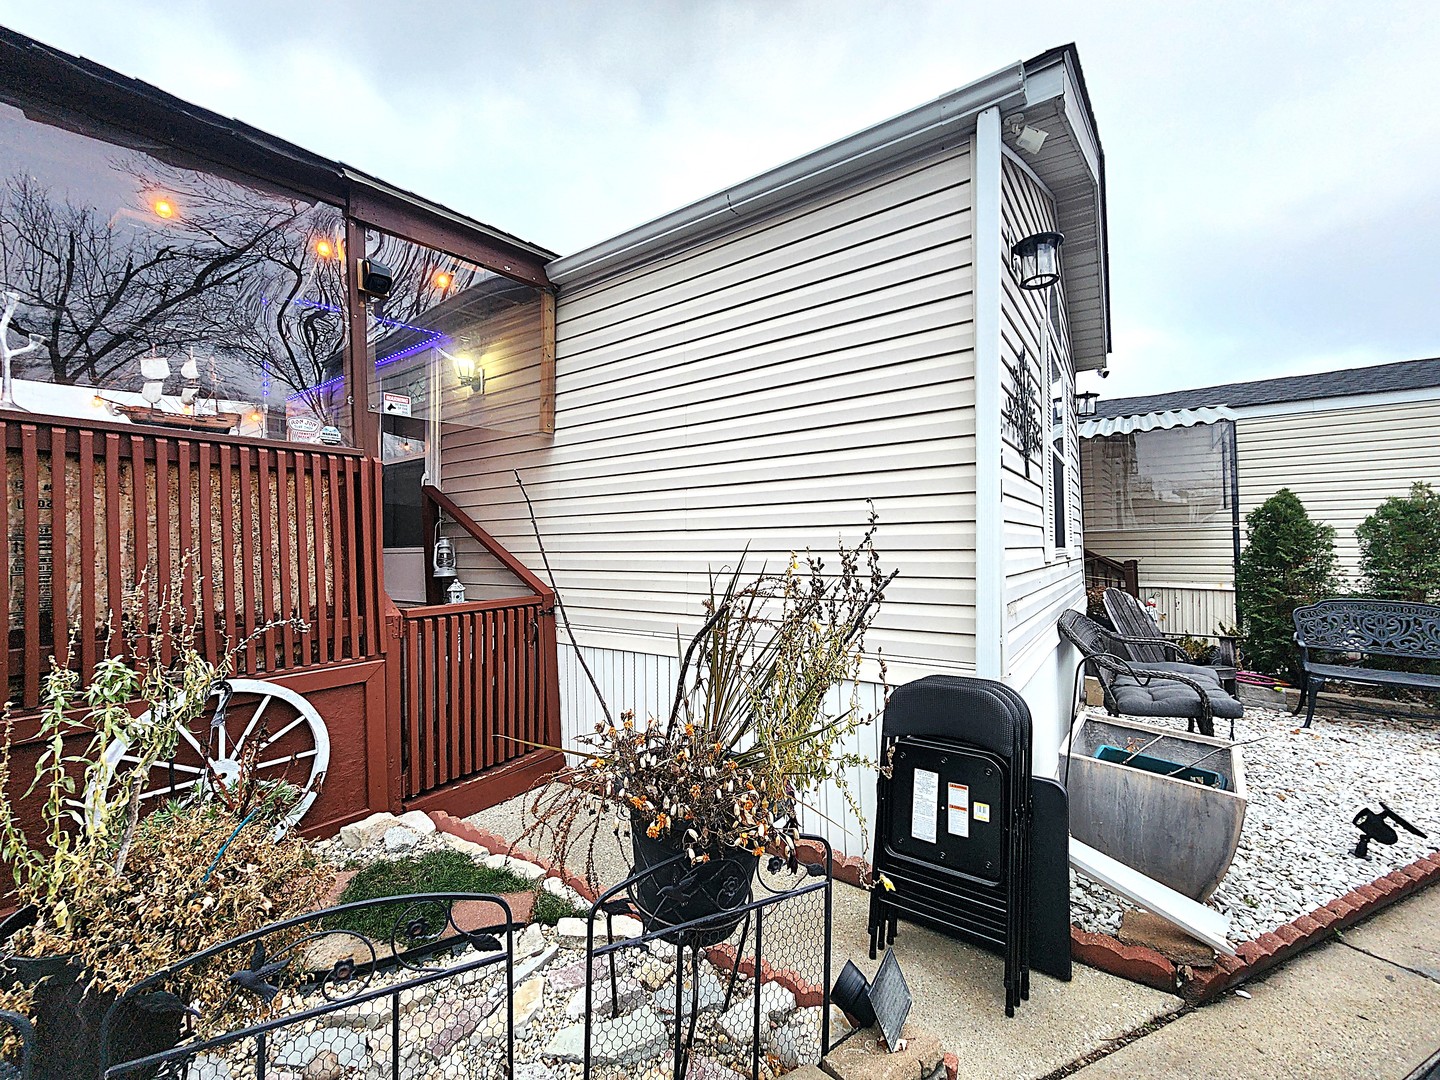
(973, 106, 1005, 679)
(1228, 418, 1242, 632)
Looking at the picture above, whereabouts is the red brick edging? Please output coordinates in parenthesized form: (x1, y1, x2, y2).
(430, 814, 1440, 1003)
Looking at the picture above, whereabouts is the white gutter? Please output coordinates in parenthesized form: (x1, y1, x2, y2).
(547, 62, 1029, 287)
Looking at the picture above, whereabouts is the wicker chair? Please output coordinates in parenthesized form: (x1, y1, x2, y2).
(1057, 609, 1242, 738)
(1102, 588, 1239, 696)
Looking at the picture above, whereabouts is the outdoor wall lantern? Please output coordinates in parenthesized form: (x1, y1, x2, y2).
(1011, 231, 1065, 291)
(357, 257, 395, 300)
(432, 523, 458, 580)
(1075, 390, 1099, 418)
(443, 348, 485, 395)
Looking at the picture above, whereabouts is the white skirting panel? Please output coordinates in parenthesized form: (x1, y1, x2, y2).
(1138, 585, 1237, 638)
(557, 643, 886, 860)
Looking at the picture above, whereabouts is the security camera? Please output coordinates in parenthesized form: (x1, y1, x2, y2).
(357, 258, 394, 300)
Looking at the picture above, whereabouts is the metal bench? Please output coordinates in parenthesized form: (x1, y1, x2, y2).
(1058, 609, 1243, 739)
(1291, 599, 1440, 727)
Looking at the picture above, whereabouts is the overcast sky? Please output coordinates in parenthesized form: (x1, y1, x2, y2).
(3, 1, 1436, 400)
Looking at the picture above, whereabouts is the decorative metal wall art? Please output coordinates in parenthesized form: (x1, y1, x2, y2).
(1002, 349, 1044, 477)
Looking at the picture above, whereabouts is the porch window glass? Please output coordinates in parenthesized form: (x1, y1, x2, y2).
(0, 101, 351, 444)
(1083, 423, 1231, 531)
(361, 229, 545, 438)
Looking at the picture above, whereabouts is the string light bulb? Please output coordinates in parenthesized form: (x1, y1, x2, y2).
(433, 270, 453, 290)
(151, 197, 175, 219)
(315, 238, 335, 260)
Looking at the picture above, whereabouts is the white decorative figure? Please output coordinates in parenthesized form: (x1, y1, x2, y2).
(0, 291, 44, 411)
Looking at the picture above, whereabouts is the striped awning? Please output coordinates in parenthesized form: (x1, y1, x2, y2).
(1079, 406, 1236, 439)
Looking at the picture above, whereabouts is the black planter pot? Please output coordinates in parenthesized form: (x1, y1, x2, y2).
(628, 827, 758, 944)
(0, 906, 182, 1080)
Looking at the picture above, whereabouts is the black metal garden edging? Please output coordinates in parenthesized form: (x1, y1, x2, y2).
(99, 893, 517, 1080)
(583, 834, 835, 1080)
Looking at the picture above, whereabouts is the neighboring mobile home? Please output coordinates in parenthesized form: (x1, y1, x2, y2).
(439, 46, 1110, 849)
(1081, 357, 1440, 637)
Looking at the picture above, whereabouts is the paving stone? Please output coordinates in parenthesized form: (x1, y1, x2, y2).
(1119, 909, 1217, 967)
(823, 1022, 943, 1080)
(339, 811, 400, 849)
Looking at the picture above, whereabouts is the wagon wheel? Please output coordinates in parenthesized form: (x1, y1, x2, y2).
(85, 678, 330, 838)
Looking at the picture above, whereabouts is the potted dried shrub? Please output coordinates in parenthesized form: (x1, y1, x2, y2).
(0, 572, 324, 1079)
(521, 495, 896, 933)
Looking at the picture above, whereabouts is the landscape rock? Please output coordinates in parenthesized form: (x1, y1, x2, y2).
(478, 975, 546, 1041)
(274, 1026, 368, 1070)
(543, 1005, 668, 1065)
(515, 922, 547, 958)
(184, 1055, 234, 1080)
(339, 811, 401, 849)
(564, 974, 646, 1018)
(633, 955, 676, 991)
(383, 826, 421, 853)
(439, 832, 489, 859)
(770, 1006, 824, 1068)
(651, 967, 727, 1018)
(759, 980, 797, 1022)
(486, 853, 547, 880)
(396, 810, 437, 835)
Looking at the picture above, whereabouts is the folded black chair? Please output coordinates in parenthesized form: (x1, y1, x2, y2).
(869, 675, 1037, 1017)
(1058, 609, 1242, 738)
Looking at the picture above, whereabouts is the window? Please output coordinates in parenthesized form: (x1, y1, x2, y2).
(0, 101, 350, 443)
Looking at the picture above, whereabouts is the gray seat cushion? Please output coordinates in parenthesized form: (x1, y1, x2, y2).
(1108, 663, 1244, 720)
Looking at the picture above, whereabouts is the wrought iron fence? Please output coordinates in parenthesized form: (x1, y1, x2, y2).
(582, 836, 835, 1080)
(100, 893, 517, 1080)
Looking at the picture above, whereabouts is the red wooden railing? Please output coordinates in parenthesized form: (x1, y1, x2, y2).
(1, 414, 385, 710)
(395, 486, 559, 800)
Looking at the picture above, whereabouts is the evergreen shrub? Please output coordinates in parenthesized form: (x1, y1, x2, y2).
(1237, 488, 1339, 678)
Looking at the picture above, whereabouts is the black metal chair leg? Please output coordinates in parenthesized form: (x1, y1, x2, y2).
(1303, 679, 1323, 728)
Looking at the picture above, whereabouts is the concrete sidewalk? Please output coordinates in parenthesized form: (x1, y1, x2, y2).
(1066, 881, 1440, 1080)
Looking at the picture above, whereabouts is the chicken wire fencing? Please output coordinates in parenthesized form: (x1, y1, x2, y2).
(100, 893, 518, 1080)
(583, 837, 835, 1080)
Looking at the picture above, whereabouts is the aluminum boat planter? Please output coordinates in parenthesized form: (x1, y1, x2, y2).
(1060, 717, 1247, 901)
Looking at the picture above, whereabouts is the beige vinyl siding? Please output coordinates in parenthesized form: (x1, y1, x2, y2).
(439, 146, 980, 672)
(997, 155, 1085, 686)
(1237, 395, 1440, 580)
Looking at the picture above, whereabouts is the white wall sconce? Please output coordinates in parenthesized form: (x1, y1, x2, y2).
(1075, 390, 1099, 418)
(1011, 231, 1065, 291)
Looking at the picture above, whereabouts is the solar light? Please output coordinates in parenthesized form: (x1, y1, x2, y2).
(1011, 231, 1064, 291)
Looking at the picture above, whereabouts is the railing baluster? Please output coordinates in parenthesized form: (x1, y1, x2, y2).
(153, 438, 172, 667)
(343, 460, 361, 660)
(237, 446, 257, 673)
(19, 426, 40, 708)
(128, 435, 149, 659)
(256, 448, 276, 671)
(274, 450, 295, 668)
(310, 455, 329, 664)
(49, 426, 68, 675)
(197, 441, 218, 662)
(77, 429, 96, 683)
(327, 455, 343, 662)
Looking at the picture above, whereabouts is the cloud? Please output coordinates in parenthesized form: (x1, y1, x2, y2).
(1, 0, 1436, 398)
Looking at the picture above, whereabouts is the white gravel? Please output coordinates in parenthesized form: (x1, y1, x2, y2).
(1069, 703, 1440, 944)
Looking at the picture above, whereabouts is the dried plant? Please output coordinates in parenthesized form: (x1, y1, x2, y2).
(517, 482, 895, 882)
(0, 554, 319, 1041)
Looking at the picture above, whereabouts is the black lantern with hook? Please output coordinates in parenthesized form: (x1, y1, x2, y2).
(1011, 231, 1064, 291)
